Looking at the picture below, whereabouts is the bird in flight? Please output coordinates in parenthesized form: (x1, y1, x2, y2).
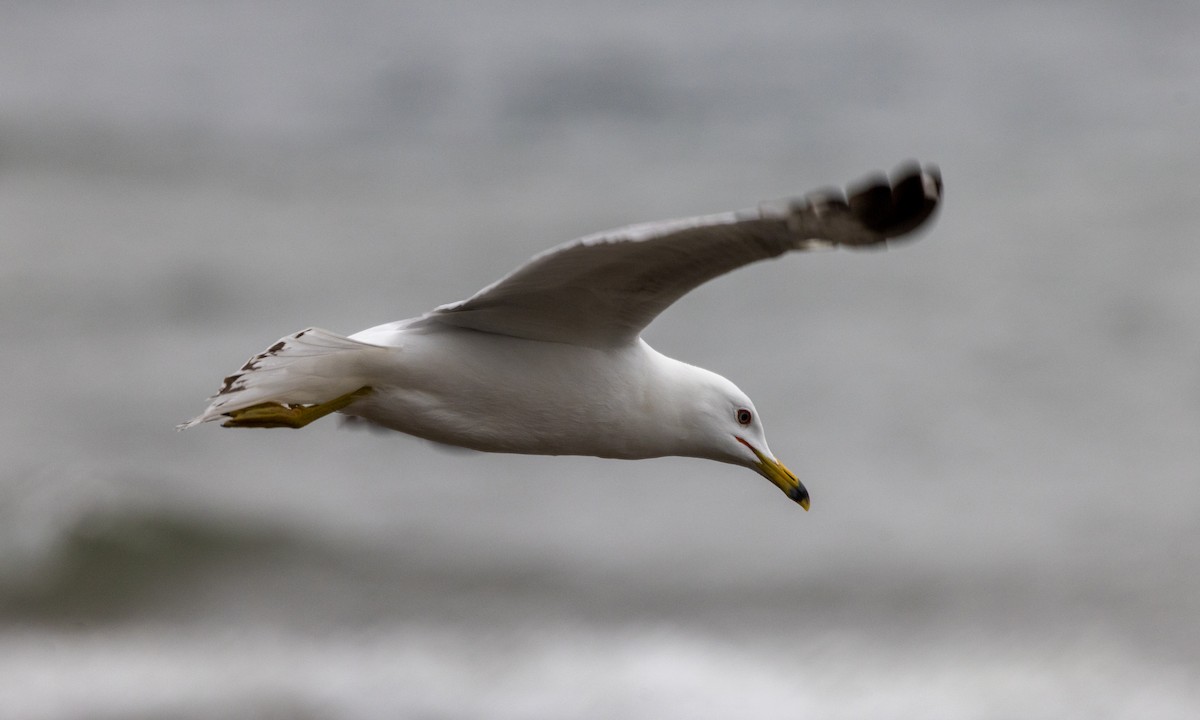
(182, 162, 942, 508)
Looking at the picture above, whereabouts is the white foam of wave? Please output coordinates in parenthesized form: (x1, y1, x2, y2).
(1, 623, 1196, 720)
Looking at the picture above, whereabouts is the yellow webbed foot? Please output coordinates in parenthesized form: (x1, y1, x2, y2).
(221, 386, 372, 429)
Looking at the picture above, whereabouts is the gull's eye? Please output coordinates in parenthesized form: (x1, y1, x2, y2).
(736, 408, 753, 425)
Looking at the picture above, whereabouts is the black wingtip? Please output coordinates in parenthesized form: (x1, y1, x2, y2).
(843, 162, 942, 246)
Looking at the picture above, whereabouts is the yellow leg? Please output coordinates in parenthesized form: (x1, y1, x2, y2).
(221, 386, 373, 429)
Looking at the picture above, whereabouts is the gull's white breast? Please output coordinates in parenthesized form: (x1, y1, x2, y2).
(347, 322, 699, 459)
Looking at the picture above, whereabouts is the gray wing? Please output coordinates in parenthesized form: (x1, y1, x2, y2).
(428, 162, 942, 347)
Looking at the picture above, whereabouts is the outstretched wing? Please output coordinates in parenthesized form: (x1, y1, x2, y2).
(429, 162, 942, 347)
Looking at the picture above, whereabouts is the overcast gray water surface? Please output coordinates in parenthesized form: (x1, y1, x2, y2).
(2, 2, 1199, 718)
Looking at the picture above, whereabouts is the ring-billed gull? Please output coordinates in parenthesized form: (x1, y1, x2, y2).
(182, 162, 942, 508)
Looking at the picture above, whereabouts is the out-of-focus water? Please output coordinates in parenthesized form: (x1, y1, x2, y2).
(3, 1, 1199, 718)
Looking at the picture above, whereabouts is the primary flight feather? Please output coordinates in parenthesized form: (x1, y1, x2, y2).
(182, 161, 943, 508)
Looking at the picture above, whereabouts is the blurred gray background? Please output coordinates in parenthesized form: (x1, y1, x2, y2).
(2, 1, 1198, 718)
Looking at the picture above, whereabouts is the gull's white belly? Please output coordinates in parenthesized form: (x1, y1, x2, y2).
(346, 326, 683, 458)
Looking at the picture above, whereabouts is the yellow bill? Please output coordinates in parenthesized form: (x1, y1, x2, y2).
(742, 441, 809, 510)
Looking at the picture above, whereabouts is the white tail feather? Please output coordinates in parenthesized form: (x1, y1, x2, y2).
(179, 327, 384, 429)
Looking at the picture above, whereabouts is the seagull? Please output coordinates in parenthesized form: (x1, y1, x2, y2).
(181, 162, 942, 508)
